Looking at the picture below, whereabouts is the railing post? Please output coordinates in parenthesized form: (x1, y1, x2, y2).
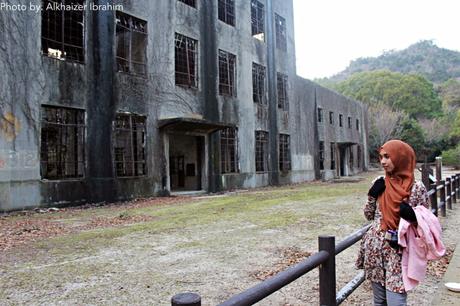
(452, 175, 457, 204)
(440, 180, 446, 217)
(319, 236, 336, 306)
(430, 183, 438, 217)
(447, 177, 452, 210)
(421, 164, 430, 190)
(171, 293, 201, 306)
(435, 157, 442, 184)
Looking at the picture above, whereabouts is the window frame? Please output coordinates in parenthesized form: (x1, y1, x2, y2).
(317, 107, 323, 123)
(279, 134, 291, 172)
(252, 62, 266, 104)
(275, 13, 287, 51)
(277, 73, 289, 111)
(251, 0, 265, 41)
(175, 33, 198, 88)
(218, 0, 235, 26)
(178, 0, 196, 8)
(255, 130, 269, 173)
(220, 127, 239, 174)
(218, 49, 237, 97)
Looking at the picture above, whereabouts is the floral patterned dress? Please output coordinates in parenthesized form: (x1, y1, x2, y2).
(356, 176, 429, 293)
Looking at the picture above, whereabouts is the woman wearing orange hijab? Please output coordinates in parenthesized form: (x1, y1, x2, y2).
(356, 140, 429, 306)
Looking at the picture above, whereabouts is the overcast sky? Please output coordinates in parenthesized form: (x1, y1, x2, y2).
(293, 0, 460, 80)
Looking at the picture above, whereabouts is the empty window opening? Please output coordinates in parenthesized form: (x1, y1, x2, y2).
(220, 127, 239, 174)
(218, 50, 237, 97)
(277, 73, 288, 110)
(279, 134, 291, 171)
(251, 0, 265, 41)
(319, 141, 324, 170)
(275, 13, 286, 51)
(114, 114, 146, 177)
(255, 130, 269, 172)
(252, 63, 266, 104)
(40, 106, 85, 179)
(317, 107, 323, 123)
(175, 33, 198, 88)
(329, 111, 334, 125)
(116, 11, 147, 76)
(218, 0, 235, 26)
(330, 142, 336, 170)
(41, 0, 85, 62)
(339, 114, 343, 127)
(348, 116, 352, 128)
(178, 0, 196, 7)
(356, 119, 360, 131)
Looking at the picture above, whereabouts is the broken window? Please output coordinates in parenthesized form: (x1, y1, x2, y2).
(40, 106, 85, 179)
(279, 134, 291, 171)
(255, 130, 269, 172)
(317, 107, 323, 123)
(175, 33, 198, 88)
(277, 73, 289, 110)
(252, 63, 266, 104)
(41, 0, 85, 62)
(218, 0, 235, 26)
(178, 0, 196, 7)
(329, 111, 334, 125)
(251, 0, 264, 41)
(218, 50, 237, 97)
(319, 141, 324, 170)
(275, 13, 287, 51)
(115, 11, 147, 76)
(113, 114, 146, 177)
(330, 142, 336, 170)
(220, 127, 239, 174)
(339, 114, 343, 127)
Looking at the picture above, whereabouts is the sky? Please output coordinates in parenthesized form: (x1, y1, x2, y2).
(293, 0, 460, 80)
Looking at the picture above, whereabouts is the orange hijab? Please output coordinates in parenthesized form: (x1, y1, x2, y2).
(378, 140, 416, 230)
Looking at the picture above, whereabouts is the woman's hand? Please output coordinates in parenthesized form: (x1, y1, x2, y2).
(400, 202, 417, 223)
(368, 177, 386, 199)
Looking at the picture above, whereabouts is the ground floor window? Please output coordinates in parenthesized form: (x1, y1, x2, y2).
(113, 114, 146, 177)
(220, 127, 239, 173)
(319, 141, 324, 170)
(255, 130, 269, 172)
(279, 134, 291, 171)
(330, 142, 336, 170)
(40, 105, 85, 179)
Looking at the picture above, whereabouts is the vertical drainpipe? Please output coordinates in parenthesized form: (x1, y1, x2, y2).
(201, 0, 220, 192)
(266, 0, 279, 186)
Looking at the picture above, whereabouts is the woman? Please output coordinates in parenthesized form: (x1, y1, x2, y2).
(356, 139, 429, 306)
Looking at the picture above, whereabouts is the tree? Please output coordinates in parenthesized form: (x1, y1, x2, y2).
(397, 118, 426, 160)
(438, 78, 460, 111)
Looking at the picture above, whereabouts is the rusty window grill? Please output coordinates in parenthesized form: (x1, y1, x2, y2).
(251, 0, 264, 41)
(330, 142, 336, 170)
(252, 63, 266, 104)
(317, 107, 323, 122)
(356, 119, 360, 131)
(41, 0, 85, 62)
(255, 131, 269, 172)
(319, 141, 324, 170)
(329, 111, 334, 125)
(40, 106, 85, 179)
(277, 73, 289, 110)
(339, 114, 343, 127)
(115, 11, 147, 76)
(113, 114, 146, 177)
(178, 0, 196, 7)
(218, 50, 237, 97)
(279, 134, 291, 171)
(275, 13, 286, 51)
(220, 127, 239, 174)
(218, 0, 235, 26)
(175, 33, 198, 88)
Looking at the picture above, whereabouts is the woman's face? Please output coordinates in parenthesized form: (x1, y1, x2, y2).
(379, 149, 395, 174)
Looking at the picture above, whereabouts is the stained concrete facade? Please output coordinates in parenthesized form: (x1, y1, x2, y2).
(0, 0, 368, 211)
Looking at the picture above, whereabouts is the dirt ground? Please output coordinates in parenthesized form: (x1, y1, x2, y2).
(0, 169, 458, 306)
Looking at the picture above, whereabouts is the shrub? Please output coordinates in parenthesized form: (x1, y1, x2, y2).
(442, 145, 460, 169)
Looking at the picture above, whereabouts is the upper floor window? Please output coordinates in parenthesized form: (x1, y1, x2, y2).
(175, 33, 198, 88)
(275, 13, 286, 51)
(252, 63, 266, 104)
(218, 50, 237, 97)
(116, 11, 147, 76)
(329, 111, 334, 125)
(277, 73, 288, 111)
(178, 0, 196, 7)
(251, 0, 265, 41)
(255, 130, 269, 172)
(317, 108, 323, 123)
(339, 114, 343, 127)
(40, 105, 85, 179)
(221, 127, 239, 174)
(41, 0, 85, 62)
(113, 114, 146, 177)
(218, 0, 235, 26)
(279, 134, 291, 172)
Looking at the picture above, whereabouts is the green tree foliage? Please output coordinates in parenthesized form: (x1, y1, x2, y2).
(397, 118, 426, 159)
(442, 144, 460, 169)
(333, 70, 442, 119)
(438, 78, 460, 111)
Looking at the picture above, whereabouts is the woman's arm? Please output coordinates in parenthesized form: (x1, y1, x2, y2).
(364, 196, 377, 221)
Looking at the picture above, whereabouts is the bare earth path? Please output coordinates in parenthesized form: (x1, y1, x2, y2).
(0, 169, 458, 305)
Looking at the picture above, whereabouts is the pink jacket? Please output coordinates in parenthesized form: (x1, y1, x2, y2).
(398, 205, 446, 291)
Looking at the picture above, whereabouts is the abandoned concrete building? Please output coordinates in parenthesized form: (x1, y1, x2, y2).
(0, 0, 369, 211)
